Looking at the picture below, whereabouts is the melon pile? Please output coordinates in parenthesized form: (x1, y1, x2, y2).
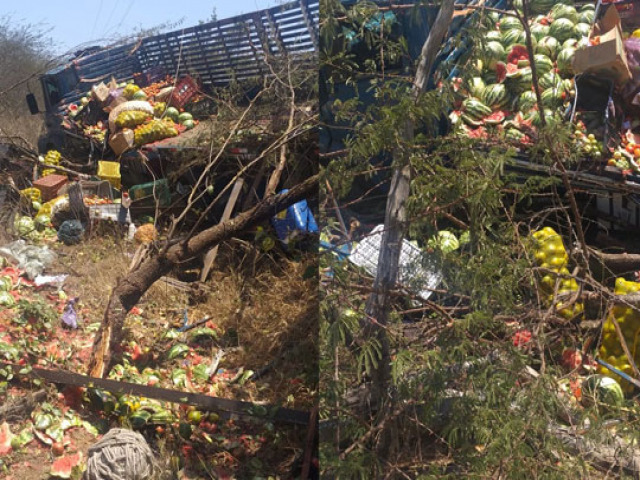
(598, 278, 640, 394)
(445, 1, 598, 149)
(531, 227, 584, 320)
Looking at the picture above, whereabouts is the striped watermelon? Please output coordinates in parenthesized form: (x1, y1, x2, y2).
(499, 17, 523, 33)
(541, 87, 563, 108)
(533, 54, 553, 75)
(507, 67, 532, 94)
(573, 23, 591, 39)
(502, 28, 524, 47)
(530, 0, 559, 15)
(517, 91, 537, 112)
(539, 71, 563, 91)
(549, 18, 576, 44)
(579, 10, 595, 25)
(482, 84, 509, 110)
(481, 41, 506, 69)
(556, 47, 576, 76)
(536, 36, 560, 60)
(563, 38, 578, 49)
(550, 5, 579, 24)
(530, 23, 550, 41)
(486, 31, 502, 43)
(467, 77, 486, 98)
(463, 98, 493, 119)
(531, 108, 561, 128)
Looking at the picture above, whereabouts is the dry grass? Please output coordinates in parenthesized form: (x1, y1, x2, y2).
(50, 231, 317, 410)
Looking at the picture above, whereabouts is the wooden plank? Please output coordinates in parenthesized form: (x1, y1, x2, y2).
(200, 178, 245, 281)
(0, 361, 310, 425)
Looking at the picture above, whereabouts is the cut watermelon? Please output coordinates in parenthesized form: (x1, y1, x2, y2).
(484, 111, 506, 126)
(505, 63, 520, 79)
(507, 45, 528, 65)
(0, 422, 14, 456)
(495, 61, 507, 83)
(50, 452, 83, 479)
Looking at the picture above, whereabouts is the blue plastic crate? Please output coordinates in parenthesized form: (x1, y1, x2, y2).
(271, 189, 318, 246)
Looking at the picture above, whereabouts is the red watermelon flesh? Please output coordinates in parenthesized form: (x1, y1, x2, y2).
(50, 452, 83, 479)
(484, 111, 506, 125)
(507, 45, 529, 65)
(0, 422, 14, 456)
(495, 62, 507, 83)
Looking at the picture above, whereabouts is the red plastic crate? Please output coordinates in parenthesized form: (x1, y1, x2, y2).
(33, 174, 68, 202)
(169, 75, 199, 109)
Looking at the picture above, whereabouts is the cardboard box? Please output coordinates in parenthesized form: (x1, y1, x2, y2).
(573, 6, 632, 84)
(91, 82, 110, 104)
(108, 129, 135, 156)
(33, 174, 68, 202)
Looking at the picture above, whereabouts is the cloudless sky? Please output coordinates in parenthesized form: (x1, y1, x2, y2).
(4, 1, 286, 55)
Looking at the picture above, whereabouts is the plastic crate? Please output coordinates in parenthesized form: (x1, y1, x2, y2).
(33, 174, 68, 202)
(88, 203, 131, 224)
(129, 179, 171, 207)
(169, 76, 198, 109)
(348, 225, 442, 300)
(97, 161, 121, 190)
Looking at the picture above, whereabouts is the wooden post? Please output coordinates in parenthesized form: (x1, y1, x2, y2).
(200, 178, 245, 281)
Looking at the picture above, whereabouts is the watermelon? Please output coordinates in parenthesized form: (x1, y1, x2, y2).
(502, 28, 524, 47)
(182, 119, 195, 130)
(550, 4, 579, 24)
(530, 23, 550, 41)
(509, 67, 532, 93)
(549, 18, 576, 44)
(499, 17, 523, 33)
(467, 77, 486, 98)
(482, 83, 509, 110)
(541, 87, 563, 108)
(484, 111, 506, 126)
(178, 112, 193, 123)
(573, 23, 591, 39)
(536, 36, 560, 60)
(481, 41, 506, 69)
(463, 98, 493, 119)
(530, 0, 561, 15)
(486, 30, 502, 43)
(533, 54, 553, 75)
(563, 38, 578, 49)
(505, 127, 525, 142)
(579, 3, 595, 13)
(50, 452, 83, 479)
(132, 90, 147, 101)
(539, 71, 563, 91)
(582, 375, 624, 407)
(505, 63, 520, 79)
(557, 47, 576, 76)
(517, 90, 537, 112)
(531, 108, 561, 128)
(579, 10, 595, 25)
(165, 106, 179, 122)
(0, 422, 14, 456)
(461, 114, 484, 127)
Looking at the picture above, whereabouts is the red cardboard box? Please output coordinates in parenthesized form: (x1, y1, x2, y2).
(34, 174, 68, 202)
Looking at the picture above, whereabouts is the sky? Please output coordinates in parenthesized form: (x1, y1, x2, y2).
(4, 0, 286, 55)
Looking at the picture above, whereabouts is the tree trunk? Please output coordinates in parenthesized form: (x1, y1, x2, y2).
(88, 174, 318, 378)
(363, 0, 455, 457)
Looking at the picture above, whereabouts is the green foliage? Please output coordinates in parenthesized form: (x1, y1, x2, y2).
(320, 1, 632, 478)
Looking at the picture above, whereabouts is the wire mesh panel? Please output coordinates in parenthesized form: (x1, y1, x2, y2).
(348, 225, 442, 300)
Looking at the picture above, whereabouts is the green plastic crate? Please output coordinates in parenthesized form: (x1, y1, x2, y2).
(128, 179, 171, 207)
